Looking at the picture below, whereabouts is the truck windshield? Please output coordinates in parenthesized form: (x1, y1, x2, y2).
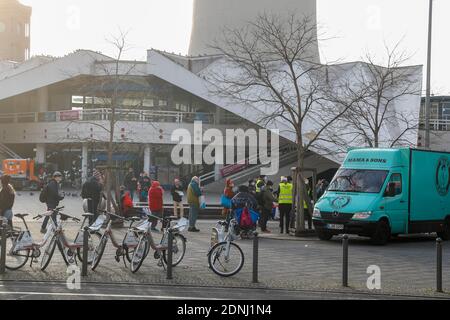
(328, 169, 389, 194)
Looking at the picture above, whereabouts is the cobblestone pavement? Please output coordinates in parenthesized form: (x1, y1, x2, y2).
(2, 194, 450, 299)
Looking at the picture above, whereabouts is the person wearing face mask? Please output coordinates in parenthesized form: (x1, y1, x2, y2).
(41, 171, 65, 234)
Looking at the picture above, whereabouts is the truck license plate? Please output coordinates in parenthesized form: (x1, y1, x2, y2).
(327, 224, 344, 230)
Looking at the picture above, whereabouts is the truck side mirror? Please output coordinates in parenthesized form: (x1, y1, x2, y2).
(384, 182, 396, 197)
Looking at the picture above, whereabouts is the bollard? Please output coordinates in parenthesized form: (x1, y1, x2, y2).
(166, 230, 173, 280)
(342, 234, 349, 287)
(0, 222, 6, 275)
(81, 227, 89, 277)
(436, 238, 443, 293)
(252, 232, 259, 283)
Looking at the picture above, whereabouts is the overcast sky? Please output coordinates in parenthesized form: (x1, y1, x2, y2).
(21, 0, 450, 95)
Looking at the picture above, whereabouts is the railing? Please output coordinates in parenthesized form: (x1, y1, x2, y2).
(419, 118, 450, 131)
(0, 108, 216, 125)
(0, 142, 22, 159)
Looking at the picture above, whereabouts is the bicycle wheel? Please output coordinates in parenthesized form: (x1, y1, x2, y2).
(208, 242, 244, 277)
(162, 233, 186, 267)
(77, 231, 102, 265)
(5, 233, 30, 270)
(124, 231, 141, 263)
(91, 234, 108, 271)
(40, 235, 57, 271)
(130, 236, 148, 273)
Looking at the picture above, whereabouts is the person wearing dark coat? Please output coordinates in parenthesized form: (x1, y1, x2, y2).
(81, 170, 103, 224)
(124, 167, 138, 201)
(0, 175, 15, 228)
(41, 171, 65, 234)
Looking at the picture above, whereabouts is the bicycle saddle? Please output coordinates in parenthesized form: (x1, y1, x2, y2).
(128, 216, 142, 222)
(82, 213, 94, 217)
(14, 213, 29, 219)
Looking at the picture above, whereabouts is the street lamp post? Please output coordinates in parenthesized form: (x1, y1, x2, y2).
(424, 0, 434, 149)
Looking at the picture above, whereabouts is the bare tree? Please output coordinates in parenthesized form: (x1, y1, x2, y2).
(206, 13, 360, 235)
(336, 42, 422, 149)
(68, 30, 152, 213)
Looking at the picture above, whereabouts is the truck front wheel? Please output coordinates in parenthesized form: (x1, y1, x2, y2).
(371, 220, 391, 245)
(316, 229, 333, 241)
(437, 218, 450, 241)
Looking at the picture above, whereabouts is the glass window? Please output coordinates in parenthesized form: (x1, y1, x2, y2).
(142, 99, 154, 107)
(328, 169, 389, 194)
(94, 97, 111, 105)
(25, 23, 30, 37)
(122, 98, 142, 107)
(388, 173, 402, 195)
(159, 100, 167, 107)
(71, 96, 84, 104)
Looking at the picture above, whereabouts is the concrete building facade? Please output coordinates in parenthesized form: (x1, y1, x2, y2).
(0, 0, 32, 62)
(189, 0, 320, 63)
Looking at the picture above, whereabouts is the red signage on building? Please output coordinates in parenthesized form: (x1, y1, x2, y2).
(220, 162, 248, 178)
(59, 110, 80, 121)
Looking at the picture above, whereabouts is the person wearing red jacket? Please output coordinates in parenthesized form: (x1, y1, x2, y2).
(148, 180, 164, 231)
(121, 191, 134, 216)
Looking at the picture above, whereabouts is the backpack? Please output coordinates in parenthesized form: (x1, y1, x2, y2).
(39, 184, 48, 203)
(239, 206, 254, 229)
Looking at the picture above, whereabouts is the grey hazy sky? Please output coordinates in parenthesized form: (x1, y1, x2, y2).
(21, 0, 450, 95)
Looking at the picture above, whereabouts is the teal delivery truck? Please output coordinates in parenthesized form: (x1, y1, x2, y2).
(313, 148, 450, 245)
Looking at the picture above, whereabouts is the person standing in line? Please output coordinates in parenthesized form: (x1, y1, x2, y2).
(138, 172, 151, 202)
(222, 178, 235, 218)
(41, 171, 65, 234)
(248, 179, 257, 196)
(187, 176, 202, 232)
(81, 169, 103, 224)
(260, 180, 277, 233)
(277, 176, 293, 234)
(0, 175, 15, 228)
(124, 167, 138, 201)
(171, 179, 184, 218)
(148, 180, 164, 231)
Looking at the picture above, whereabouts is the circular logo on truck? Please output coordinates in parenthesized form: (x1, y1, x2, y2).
(436, 157, 450, 196)
(331, 196, 351, 209)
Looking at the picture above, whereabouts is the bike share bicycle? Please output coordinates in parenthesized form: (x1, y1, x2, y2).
(4, 207, 102, 271)
(207, 205, 259, 277)
(130, 211, 188, 273)
(91, 209, 188, 273)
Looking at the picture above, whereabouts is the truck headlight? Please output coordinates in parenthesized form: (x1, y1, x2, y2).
(313, 208, 321, 218)
(352, 211, 372, 220)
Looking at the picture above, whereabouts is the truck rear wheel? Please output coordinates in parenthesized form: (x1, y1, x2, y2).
(371, 220, 391, 245)
(437, 217, 450, 241)
(316, 229, 333, 241)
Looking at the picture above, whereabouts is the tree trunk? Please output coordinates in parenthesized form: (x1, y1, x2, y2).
(106, 107, 115, 212)
(295, 147, 306, 235)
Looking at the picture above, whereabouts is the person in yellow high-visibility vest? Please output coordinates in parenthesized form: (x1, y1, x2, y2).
(277, 176, 293, 234)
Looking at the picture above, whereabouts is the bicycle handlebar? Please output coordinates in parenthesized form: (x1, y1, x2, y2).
(99, 210, 129, 222)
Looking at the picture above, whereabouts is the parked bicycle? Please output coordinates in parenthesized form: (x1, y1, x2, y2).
(130, 213, 188, 273)
(4, 207, 101, 271)
(208, 218, 245, 277)
(90, 211, 147, 270)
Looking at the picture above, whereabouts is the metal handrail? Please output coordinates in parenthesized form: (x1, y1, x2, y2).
(0, 108, 216, 124)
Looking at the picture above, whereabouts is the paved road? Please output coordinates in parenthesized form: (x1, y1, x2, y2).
(0, 281, 443, 300)
(3, 193, 450, 299)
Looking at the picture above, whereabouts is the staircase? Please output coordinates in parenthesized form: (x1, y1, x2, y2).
(200, 146, 299, 192)
(0, 143, 22, 163)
